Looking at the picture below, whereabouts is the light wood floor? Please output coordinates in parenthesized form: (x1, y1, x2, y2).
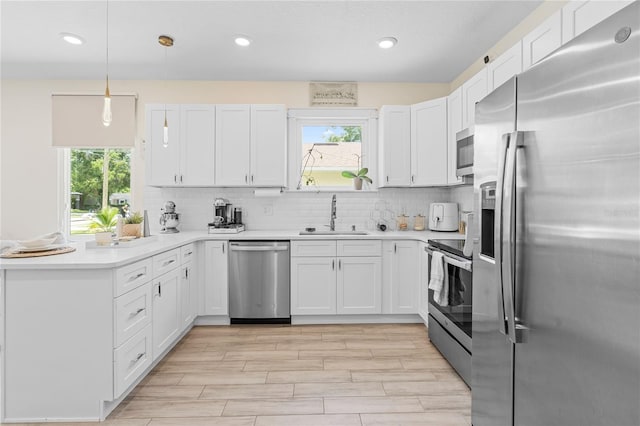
(14, 324, 472, 426)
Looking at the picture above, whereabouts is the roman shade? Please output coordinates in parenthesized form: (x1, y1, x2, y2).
(52, 94, 137, 147)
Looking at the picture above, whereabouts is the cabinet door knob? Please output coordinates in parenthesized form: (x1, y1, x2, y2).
(332, 259, 335, 270)
(386, 176, 389, 183)
(338, 259, 341, 270)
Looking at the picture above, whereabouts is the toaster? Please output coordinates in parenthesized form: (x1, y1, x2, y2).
(429, 203, 459, 231)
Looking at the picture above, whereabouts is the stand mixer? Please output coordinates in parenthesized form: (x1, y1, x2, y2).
(159, 201, 180, 233)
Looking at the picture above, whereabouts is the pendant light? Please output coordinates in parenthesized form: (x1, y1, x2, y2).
(102, 0, 112, 127)
(158, 35, 174, 147)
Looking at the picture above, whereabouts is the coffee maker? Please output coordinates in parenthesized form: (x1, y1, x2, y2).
(213, 198, 232, 226)
(159, 201, 180, 233)
(209, 198, 245, 233)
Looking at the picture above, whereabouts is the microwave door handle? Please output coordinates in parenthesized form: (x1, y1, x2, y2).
(495, 133, 510, 337)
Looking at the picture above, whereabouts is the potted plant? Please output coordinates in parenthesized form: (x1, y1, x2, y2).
(89, 207, 119, 245)
(342, 154, 372, 190)
(122, 211, 143, 238)
(341, 168, 373, 190)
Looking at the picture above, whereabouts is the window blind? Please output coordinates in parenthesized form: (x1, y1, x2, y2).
(51, 94, 137, 147)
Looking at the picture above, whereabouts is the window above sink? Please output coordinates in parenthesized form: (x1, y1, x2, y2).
(288, 108, 378, 193)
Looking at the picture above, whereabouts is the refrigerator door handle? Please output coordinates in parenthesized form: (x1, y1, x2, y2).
(495, 133, 510, 337)
(503, 131, 528, 344)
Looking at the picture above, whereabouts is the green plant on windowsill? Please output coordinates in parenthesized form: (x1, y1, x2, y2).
(124, 211, 143, 224)
(342, 154, 372, 190)
(89, 207, 119, 233)
(123, 211, 144, 238)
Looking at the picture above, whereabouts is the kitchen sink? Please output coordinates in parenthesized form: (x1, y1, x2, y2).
(299, 230, 369, 236)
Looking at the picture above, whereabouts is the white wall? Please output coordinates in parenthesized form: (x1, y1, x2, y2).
(0, 79, 450, 239)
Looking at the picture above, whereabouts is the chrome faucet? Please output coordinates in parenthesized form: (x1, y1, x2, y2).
(329, 194, 337, 231)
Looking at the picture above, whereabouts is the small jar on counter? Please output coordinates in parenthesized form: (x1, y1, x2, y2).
(396, 214, 409, 231)
(413, 214, 425, 231)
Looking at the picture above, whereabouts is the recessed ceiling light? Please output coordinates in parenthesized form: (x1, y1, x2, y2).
(234, 36, 252, 47)
(377, 37, 397, 49)
(59, 32, 85, 45)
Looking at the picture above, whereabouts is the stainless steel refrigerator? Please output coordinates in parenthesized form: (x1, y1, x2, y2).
(472, 3, 640, 426)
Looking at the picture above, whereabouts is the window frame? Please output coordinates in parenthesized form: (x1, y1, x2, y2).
(287, 108, 378, 192)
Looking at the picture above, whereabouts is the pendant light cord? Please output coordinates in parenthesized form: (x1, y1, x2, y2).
(106, 0, 109, 84)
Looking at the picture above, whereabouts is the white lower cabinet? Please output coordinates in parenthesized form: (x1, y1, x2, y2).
(291, 256, 337, 315)
(203, 240, 229, 315)
(337, 256, 382, 314)
(179, 244, 197, 329)
(418, 241, 430, 323)
(114, 282, 152, 347)
(114, 323, 152, 398)
(291, 240, 382, 315)
(180, 260, 196, 330)
(152, 267, 181, 360)
(382, 240, 420, 314)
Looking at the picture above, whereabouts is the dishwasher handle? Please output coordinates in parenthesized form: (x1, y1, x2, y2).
(229, 243, 289, 252)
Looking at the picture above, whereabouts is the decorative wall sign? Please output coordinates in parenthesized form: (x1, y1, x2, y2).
(309, 82, 358, 106)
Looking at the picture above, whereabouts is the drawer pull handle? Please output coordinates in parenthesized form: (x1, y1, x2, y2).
(127, 272, 145, 282)
(162, 259, 176, 267)
(131, 352, 145, 365)
(130, 308, 145, 317)
(184, 251, 193, 257)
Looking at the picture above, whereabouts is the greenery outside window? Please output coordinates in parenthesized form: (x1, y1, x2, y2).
(68, 148, 131, 235)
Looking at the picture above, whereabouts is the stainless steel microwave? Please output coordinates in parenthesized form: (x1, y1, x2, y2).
(455, 127, 474, 177)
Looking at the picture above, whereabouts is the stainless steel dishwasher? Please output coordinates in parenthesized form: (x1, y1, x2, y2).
(228, 241, 290, 323)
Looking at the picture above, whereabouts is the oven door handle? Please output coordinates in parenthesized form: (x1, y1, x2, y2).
(425, 247, 472, 272)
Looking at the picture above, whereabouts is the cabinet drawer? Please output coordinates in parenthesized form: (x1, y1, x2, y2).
(114, 282, 152, 347)
(153, 248, 180, 276)
(337, 240, 381, 257)
(114, 323, 152, 399)
(115, 258, 153, 297)
(180, 243, 196, 263)
(291, 240, 337, 257)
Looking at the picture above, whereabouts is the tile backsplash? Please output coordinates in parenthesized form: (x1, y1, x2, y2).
(145, 185, 473, 234)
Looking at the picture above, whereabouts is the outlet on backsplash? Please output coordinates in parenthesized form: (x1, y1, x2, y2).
(263, 204, 274, 216)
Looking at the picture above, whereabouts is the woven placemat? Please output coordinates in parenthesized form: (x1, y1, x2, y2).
(1, 246, 76, 258)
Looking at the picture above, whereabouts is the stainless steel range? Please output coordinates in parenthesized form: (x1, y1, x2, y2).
(426, 238, 472, 386)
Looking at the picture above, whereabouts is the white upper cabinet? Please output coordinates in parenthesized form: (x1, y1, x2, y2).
(562, 0, 634, 44)
(447, 87, 463, 185)
(179, 105, 216, 185)
(215, 104, 286, 187)
(410, 97, 448, 186)
(215, 104, 251, 186)
(462, 67, 488, 129)
(146, 104, 215, 187)
(250, 105, 287, 186)
(378, 105, 411, 187)
(488, 41, 523, 91)
(523, 11, 562, 70)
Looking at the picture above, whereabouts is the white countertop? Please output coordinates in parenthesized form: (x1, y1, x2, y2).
(0, 229, 464, 270)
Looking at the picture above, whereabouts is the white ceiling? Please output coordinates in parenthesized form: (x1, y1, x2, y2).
(1, 0, 542, 82)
